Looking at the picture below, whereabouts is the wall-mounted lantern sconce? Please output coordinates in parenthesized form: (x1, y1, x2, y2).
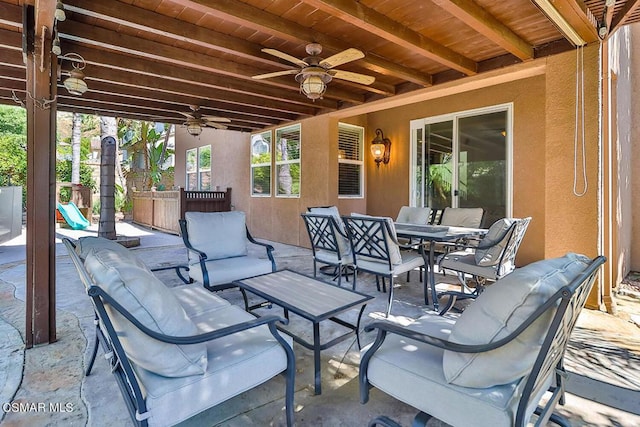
(370, 128, 391, 167)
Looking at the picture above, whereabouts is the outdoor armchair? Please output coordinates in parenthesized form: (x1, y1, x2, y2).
(360, 254, 605, 427)
(342, 214, 426, 317)
(179, 211, 276, 295)
(301, 211, 354, 288)
(438, 216, 531, 315)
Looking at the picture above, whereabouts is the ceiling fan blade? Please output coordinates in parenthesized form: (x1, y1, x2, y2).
(204, 122, 228, 130)
(202, 115, 231, 123)
(262, 48, 308, 67)
(179, 111, 196, 118)
(320, 48, 364, 69)
(252, 69, 299, 80)
(329, 69, 375, 85)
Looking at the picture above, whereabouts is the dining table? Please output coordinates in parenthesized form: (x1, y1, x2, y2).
(394, 222, 487, 311)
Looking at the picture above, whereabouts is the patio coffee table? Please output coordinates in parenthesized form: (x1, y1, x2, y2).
(234, 269, 373, 395)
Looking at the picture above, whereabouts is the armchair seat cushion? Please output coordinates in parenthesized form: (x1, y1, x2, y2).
(443, 253, 591, 388)
(363, 314, 536, 427)
(357, 250, 424, 276)
(316, 248, 353, 265)
(188, 256, 274, 287)
(440, 252, 500, 280)
(134, 303, 292, 427)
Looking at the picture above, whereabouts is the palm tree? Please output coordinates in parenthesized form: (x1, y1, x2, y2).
(98, 116, 118, 239)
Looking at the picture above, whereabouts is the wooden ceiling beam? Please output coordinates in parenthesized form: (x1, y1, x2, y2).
(173, 0, 432, 86)
(537, 0, 599, 44)
(611, 0, 640, 33)
(62, 42, 335, 113)
(432, 0, 534, 60)
(299, 0, 477, 75)
(57, 20, 364, 104)
(62, 0, 394, 97)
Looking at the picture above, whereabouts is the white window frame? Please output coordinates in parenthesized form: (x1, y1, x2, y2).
(250, 130, 272, 197)
(338, 123, 364, 198)
(185, 144, 211, 191)
(409, 103, 513, 216)
(275, 123, 301, 198)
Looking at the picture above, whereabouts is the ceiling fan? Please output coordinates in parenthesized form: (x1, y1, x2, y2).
(180, 105, 231, 136)
(252, 43, 375, 100)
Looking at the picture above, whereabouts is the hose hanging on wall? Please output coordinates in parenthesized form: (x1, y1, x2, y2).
(573, 45, 588, 196)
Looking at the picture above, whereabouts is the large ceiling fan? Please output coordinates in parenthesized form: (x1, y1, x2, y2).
(252, 43, 375, 100)
(180, 105, 231, 136)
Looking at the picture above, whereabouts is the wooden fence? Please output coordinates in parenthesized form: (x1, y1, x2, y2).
(132, 188, 232, 234)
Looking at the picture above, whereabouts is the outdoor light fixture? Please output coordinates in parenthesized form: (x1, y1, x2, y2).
(532, 0, 585, 46)
(62, 53, 88, 95)
(55, 1, 66, 22)
(186, 122, 202, 136)
(370, 128, 391, 168)
(52, 33, 61, 56)
(295, 69, 332, 100)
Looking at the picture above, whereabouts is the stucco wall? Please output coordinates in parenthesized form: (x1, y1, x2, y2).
(625, 24, 640, 271)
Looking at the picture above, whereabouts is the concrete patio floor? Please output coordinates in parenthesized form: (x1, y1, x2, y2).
(1, 222, 639, 426)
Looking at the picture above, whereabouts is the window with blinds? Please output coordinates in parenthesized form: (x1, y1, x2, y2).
(250, 131, 272, 196)
(338, 123, 364, 198)
(275, 124, 301, 197)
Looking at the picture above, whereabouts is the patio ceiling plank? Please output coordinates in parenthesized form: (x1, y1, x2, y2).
(548, 0, 600, 43)
(431, 0, 534, 61)
(57, 20, 363, 105)
(169, 0, 433, 86)
(298, 0, 478, 75)
(611, 0, 640, 33)
(0, 2, 21, 29)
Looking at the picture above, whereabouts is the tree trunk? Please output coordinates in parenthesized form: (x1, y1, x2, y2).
(71, 112, 81, 184)
(99, 116, 118, 239)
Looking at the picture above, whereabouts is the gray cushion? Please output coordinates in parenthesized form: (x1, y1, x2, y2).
(440, 207, 484, 228)
(443, 253, 591, 388)
(308, 207, 351, 258)
(134, 304, 292, 427)
(350, 213, 402, 265)
(440, 252, 500, 280)
(363, 313, 542, 426)
(475, 218, 515, 266)
(75, 236, 148, 270)
(185, 211, 248, 261)
(396, 206, 432, 225)
(84, 248, 207, 378)
(170, 285, 230, 318)
(188, 256, 274, 287)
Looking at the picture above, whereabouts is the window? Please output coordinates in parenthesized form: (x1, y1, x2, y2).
(185, 145, 211, 190)
(275, 124, 301, 197)
(410, 104, 512, 226)
(338, 123, 364, 198)
(251, 131, 272, 196)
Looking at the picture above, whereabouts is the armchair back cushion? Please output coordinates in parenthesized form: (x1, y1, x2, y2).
(474, 218, 516, 266)
(440, 207, 484, 228)
(349, 214, 402, 265)
(84, 248, 208, 378)
(185, 211, 248, 261)
(443, 253, 590, 388)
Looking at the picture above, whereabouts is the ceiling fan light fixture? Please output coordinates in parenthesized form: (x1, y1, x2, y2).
(187, 122, 202, 136)
(296, 68, 332, 100)
(63, 69, 88, 95)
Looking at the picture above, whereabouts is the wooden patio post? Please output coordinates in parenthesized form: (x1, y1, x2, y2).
(24, 1, 57, 347)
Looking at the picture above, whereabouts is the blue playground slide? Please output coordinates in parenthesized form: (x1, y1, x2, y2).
(57, 201, 90, 230)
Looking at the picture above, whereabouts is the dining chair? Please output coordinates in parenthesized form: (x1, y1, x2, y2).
(342, 214, 426, 317)
(360, 254, 605, 427)
(301, 212, 354, 288)
(437, 216, 532, 314)
(395, 206, 431, 281)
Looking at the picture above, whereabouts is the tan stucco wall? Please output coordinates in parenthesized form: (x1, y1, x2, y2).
(626, 25, 640, 271)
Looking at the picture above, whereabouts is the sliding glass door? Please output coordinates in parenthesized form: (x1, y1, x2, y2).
(410, 104, 512, 226)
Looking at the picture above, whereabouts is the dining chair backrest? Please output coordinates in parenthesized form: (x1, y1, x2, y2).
(342, 215, 402, 267)
(301, 212, 351, 260)
(396, 206, 432, 225)
(474, 216, 532, 278)
(440, 207, 484, 228)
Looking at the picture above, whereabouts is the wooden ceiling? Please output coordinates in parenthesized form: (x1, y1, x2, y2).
(1, 0, 639, 132)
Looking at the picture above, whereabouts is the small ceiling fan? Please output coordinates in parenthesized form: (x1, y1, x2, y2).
(180, 105, 231, 136)
(252, 43, 375, 100)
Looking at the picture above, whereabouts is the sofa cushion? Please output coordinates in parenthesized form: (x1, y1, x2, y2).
(475, 218, 515, 267)
(443, 253, 591, 388)
(185, 211, 248, 261)
(170, 285, 230, 318)
(84, 248, 207, 378)
(134, 304, 292, 427)
(75, 236, 148, 270)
